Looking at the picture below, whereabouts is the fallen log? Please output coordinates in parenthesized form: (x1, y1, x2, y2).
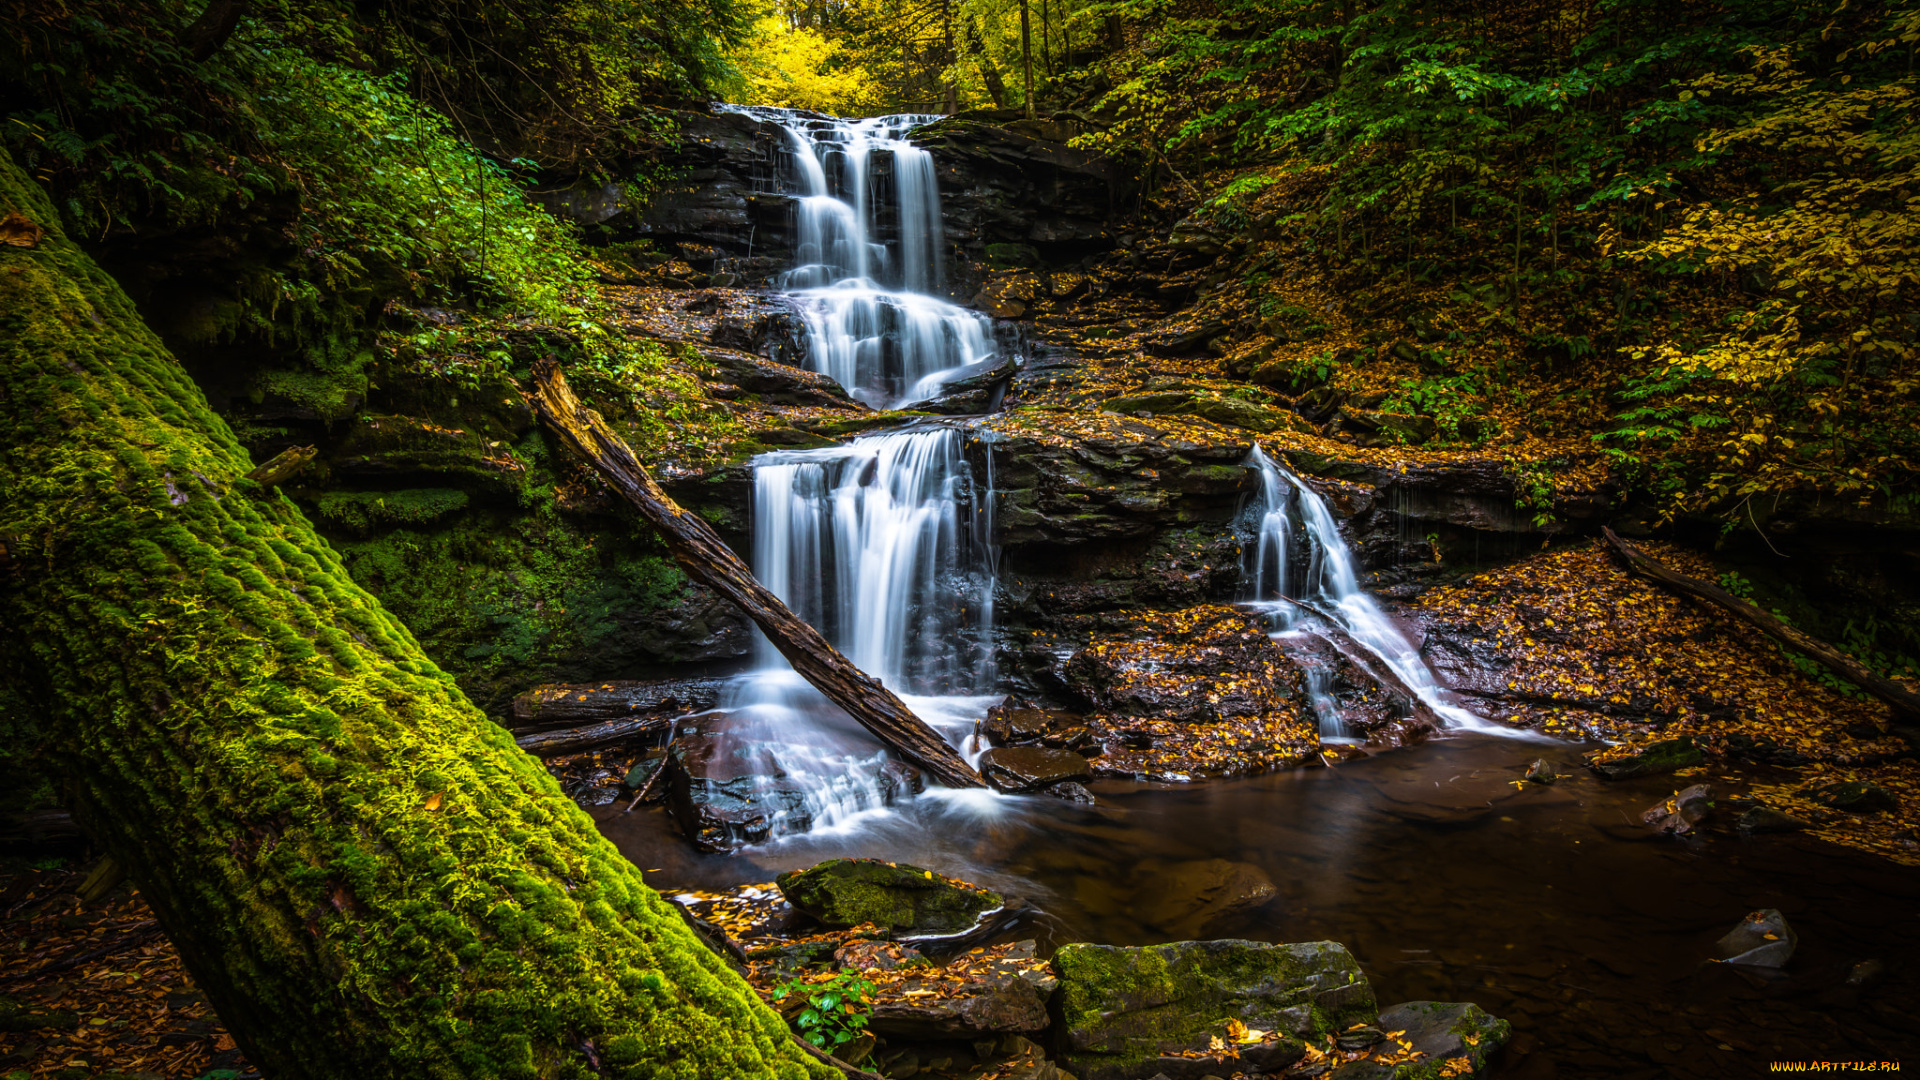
(1602, 527, 1920, 721)
(511, 678, 726, 733)
(514, 715, 674, 758)
(528, 357, 986, 789)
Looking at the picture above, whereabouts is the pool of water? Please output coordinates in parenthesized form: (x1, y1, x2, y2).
(595, 732, 1920, 1077)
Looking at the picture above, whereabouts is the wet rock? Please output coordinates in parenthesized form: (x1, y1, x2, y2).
(1588, 737, 1704, 780)
(914, 355, 1017, 414)
(776, 858, 1005, 936)
(1813, 781, 1900, 814)
(981, 746, 1094, 793)
(662, 717, 811, 851)
(1333, 407, 1437, 447)
(1736, 806, 1810, 834)
(1126, 859, 1277, 938)
(1715, 909, 1797, 968)
(1524, 758, 1557, 784)
(1057, 606, 1317, 781)
(1044, 781, 1099, 804)
(1370, 1001, 1511, 1077)
(983, 704, 1064, 746)
(1847, 959, 1886, 986)
(867, 940, 1056, 1039)
(1641, 783, 1714, 835)
(1052, 939, 1375, 1080)
(698, 346, 861, 409)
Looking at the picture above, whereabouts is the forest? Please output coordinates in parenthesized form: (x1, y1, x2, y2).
(1, 0, 1917, 1077)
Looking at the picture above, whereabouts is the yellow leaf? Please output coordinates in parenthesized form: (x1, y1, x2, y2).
(424, 792, 443, 811)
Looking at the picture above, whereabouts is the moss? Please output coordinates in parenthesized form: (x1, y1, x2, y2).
(329, 503, 727, 714)
(774, 859, 1004, 935)
(247, 367, 367, 424)
(0, 149, 831, 1080)
(315, 488, 470, 535)
(1052, 940, 1375, 1077)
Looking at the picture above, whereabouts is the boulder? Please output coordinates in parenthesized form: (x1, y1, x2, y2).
(1813, 781, 1900, 814)
(1104, 392, 1313, 436)
(1364, 1001, 1512, 1078)
(913, 355, 1017, 415)
(867, 940, 1057, 1039)
(776, 859, 1005, 937)
(1052, 939, 1376, 1080)
(1524, 758, 1557, 784)
(1641, 783, 1714, 835)
(980, 746, 1094, 793)
(1056, 606, 1318, 781)
(1588, 737, 1703, 780)
(698, 348, 861, 409)
(1715, 908, 1797, 968)
(1736, 806, 1810, 834)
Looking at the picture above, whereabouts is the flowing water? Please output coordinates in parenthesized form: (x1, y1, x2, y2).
(1241, 445, 1521, 740)
(722, 106, 1001, 409)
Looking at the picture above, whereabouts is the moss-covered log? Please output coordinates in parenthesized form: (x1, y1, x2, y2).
(0, 151, 831, 1080)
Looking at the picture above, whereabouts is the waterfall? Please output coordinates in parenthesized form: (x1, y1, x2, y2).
(721, 106, 1002, 409)
(722, 427, 999, 841)
(1241, 445, 1504, 735)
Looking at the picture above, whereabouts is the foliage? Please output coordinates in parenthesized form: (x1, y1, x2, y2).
(726, 14, 885, 114)
(772, 970, 877, 1053)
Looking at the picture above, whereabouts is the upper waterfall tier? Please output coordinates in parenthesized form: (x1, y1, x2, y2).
(718, 106, 1006, 411)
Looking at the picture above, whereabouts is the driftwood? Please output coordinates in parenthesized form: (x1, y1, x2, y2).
(514, 715, 674, 758)
(527, 357, 985, 789)
(1603, 527, 1920, 721)
(511, 678, 725, 733)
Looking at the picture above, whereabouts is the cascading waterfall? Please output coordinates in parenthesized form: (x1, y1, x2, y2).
(723, 427, 999, 839)
(1241, 445, 1503, 735)
(721, 105, 1002, 409)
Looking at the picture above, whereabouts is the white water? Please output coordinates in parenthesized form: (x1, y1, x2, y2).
(720, 106, 1002, 408)
(1241, 446, 1515, 736)
(724, 427, 999, 840)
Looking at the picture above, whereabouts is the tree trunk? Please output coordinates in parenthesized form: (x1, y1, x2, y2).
(180, 0, 249, 61)
(0, 150, 830, 1080)
(1601, 528, 1920, 721)
(1019, 0, 1036, 119)
(511, 678, 726, 732)
(527, 359, 987, 790)
(967, 23, 1009, 107)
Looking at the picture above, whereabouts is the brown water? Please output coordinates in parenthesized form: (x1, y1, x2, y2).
(596, 733, 1920, 1078)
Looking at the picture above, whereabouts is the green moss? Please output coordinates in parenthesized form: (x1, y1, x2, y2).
(1052, 940, 1376, 1077)
(330, 503, 719, 714)
(247, 367, 367, 424)
(774, 859, 1004, 935)
(0, 149, 830, 1080)
(315, 488, 470, 535)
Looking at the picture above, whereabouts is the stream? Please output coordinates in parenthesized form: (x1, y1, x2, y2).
(605, 107, 1918, 1074)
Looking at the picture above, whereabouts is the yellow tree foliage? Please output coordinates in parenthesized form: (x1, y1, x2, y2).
(728, 14, 885, 116)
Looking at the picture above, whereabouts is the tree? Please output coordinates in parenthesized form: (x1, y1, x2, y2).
(0, 148, 831, 1080)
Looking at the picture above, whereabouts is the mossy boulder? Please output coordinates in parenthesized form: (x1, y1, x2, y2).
(1105, 392, 1314, 435)
(775, 859, 1005, 936)
(1589, 736, 1703, 780)
(1051, 939, 1377, 1080)
(1372, 1001, 1511, 1079)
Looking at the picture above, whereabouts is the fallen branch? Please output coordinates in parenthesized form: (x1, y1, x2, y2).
(511, 678, 725, 732)
(514, 716, 673, 758)
(527, 358, 985, 789)
(1602, 527, 1920, 721)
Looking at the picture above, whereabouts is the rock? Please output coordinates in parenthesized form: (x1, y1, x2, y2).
(1372, 1001, 1512, 1078)
(1715, 908, 1797, 968)
(1847, 959, 1886, 986)
(1736, 806, 1810, 834)
(1524, 758, 1557, 784)
(984, 704, 1067, 746)
(834, 939, 924, 971)
(698, 347, 861, 408)
(1588, 737, 1704, 780)
(1043, 781, 1099, 804)
(1126, 859, 1277, 938)
(776, 858, 1005, 936)
(1641, 783, 1714, 835)
(1813, 781, 1900, 814)
(662, 717, 811, 852)
(981, 746, 1094, 793)
(1103, 392, 1314, 436)
(913, 355, 1017, 414)
(867, 940, 1057, 1039)
(1052, 939, 1376, 1080)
